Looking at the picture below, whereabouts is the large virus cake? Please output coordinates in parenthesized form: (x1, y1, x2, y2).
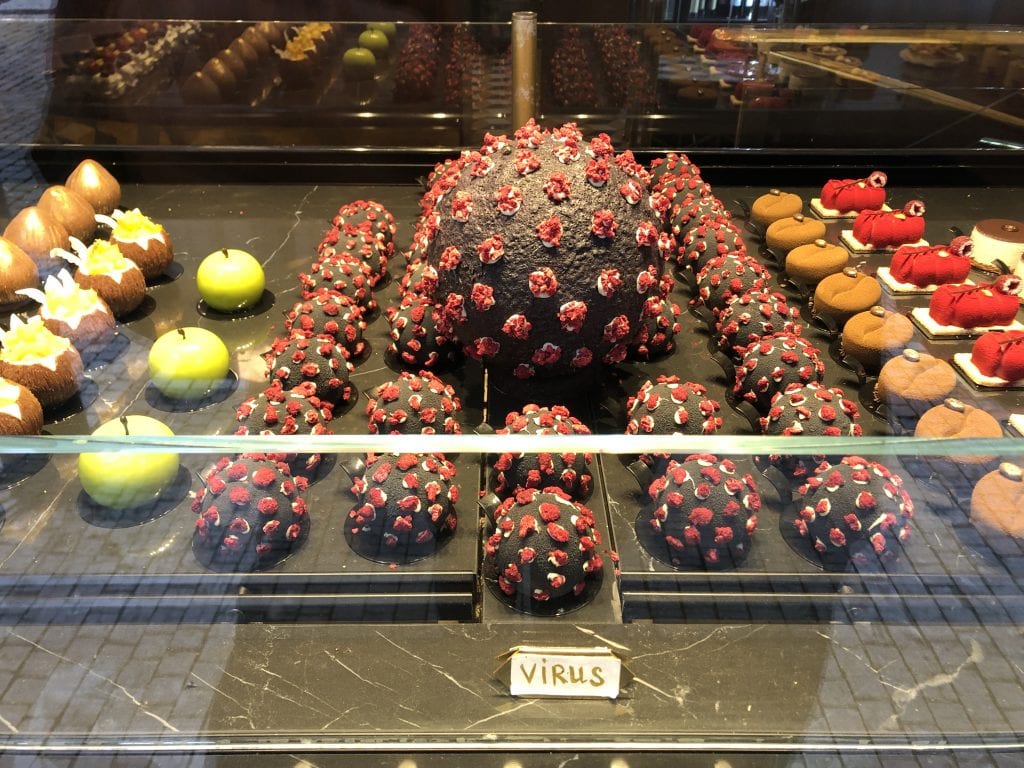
(420, 120, 667, 380)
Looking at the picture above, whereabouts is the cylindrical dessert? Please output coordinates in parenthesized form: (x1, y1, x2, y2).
(875, 348, 957, 414)
(970, 219, 1024, 274)
(750, 189, 803, 227)
(841, 306, 915, 373)
(812, 267, 882, 325)
(765, 214, 826, 253)
(785, 238, 848, 285)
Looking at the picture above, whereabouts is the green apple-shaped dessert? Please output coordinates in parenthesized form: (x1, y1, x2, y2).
(78, 415, 180, 509)
(196, 247, 266, 312)
(148, 327, 230, 400)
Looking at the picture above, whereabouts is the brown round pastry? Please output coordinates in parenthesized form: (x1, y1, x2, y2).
(98, 208, 174, 281)
(493, 404, 594, 500)
(17, 270, 116, 358)
(365, 370, 462, 435)
(875, 348, 956, 414)
(217, 48, 248, 82)
(812, 267, 882, 325)
(58, 238, 146, 319)
(2, 206, 69, 277)
(971, 462, 1024, 539)
(765, 214, 827, 253)
(914, 397, 1001, 471)
(841, 305, 915, 373)
(676, 82, 718, 105)
(0, 377, 43, 436)
(785, 238, 849, 285)
(228, 37, 259, 71)
(255, 21, 287, 48)
(0, 315, 84, 409)
(0, 237, 39, 308)
(37, 185, 96, 242)
(181, 70, 223, 104)
(751, 189, 803, 228)
(65, 159, 120, 216)
(201, 57, 238, 97)
(241, 26, 272, 58)
(969, 218, 1024, 274)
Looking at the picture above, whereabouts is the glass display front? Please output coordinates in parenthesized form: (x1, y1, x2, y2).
(0, 10, 1024, 766)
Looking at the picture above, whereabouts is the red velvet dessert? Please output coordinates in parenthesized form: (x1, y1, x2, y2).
(820, 171, 887, 214)
(889, 236, 972, 287)
(928, 275, 1022, 329)
(971, 330, 1024, 381)
(852, 200, 926, 248)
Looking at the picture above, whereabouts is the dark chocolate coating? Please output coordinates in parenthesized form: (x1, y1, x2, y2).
(264, 335, 354, 406)
(715, 289, 802, 360)
(694, 254, 771, 318)
(283, 289, 366, 359)
(733, 333, 827, 413)
(386, 293, 461, 369)
(365, 370, 462, 434)
(629, 295, 682, 361)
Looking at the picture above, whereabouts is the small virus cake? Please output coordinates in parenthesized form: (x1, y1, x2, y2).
(629, 294, 682, 360)
(493, 404, 594, 500)
(264, 334, 355, 406)
(0, 314, 84, 409)
(643, 454, 760, 568)
(0, 377, 43, 436)
(97, 208, 174, 281)
(733, 333, 826, 413)
(819, 171, 887, 214)
(386, 292, 461, 369)
(56, 237, 146, 318)
(234, 380, 335, 477)
(793, 456, 913, 566)
(399, 257, 438, 295)
(852, 200, 926, 248)
(693, 254, 771, 318)
(365, 370, 462, 435)
(714, 289, 802, 360)
(757, 382, 863, 483)
(332, 199, 397, 264)
(347, 452, 458, 560)
(192, 453, 309, 571)
(669, 190, 730, 242)
(422, 120, 665, 381)
(675, 217, 746, 272)
(17, 269, 115, 357)
(485, 487, 604, 605)
(283, 289, 366, 360)
(299, 251, 377, 315)
(626, 376, 723, 469)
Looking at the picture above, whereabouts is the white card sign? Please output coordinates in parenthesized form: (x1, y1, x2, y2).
(502, 646, 625, 699)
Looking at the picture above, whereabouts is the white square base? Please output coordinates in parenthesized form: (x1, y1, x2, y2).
(877, 267, 973, 296)
(1008, 413, 1024, 435)
(912, 306, 1024, 339)
(810, 198, 891, 221)
(841, 229, 929, 253)
(953, 352, 1024, 389)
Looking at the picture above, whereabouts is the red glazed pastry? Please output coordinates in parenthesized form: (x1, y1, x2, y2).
(889, 236, 972, 287)
(971, 330, 1024, 381)
(928, 275, 1022, 329)
(852, 200, 926, 248)
(820, 171, 887, 214)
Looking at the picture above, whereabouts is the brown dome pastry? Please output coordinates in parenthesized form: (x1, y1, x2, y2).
(841, 305, 915, 373)
(37, 185, 96, 243)
(875, 348, 956, 414)
(181, 70, 222, 104)
(751, 189, 803, 228)
(96, 208, 174, 282)
(0, 314, 84, 409)
(17, 270, 115, 359)
(971, 462, 1024, 539)
(0, 237, 39, 308)
(65, 159, 120, 216)
(765, 214, 826, 253)
(812, 267, 882, 325)
(2, 206, 69, 278)
(914, 397, 1001, 474)
(676, 81, 719, 105)
(55, 237, 146, 319)
(785, 238, 849, 285)
(201, 56, 239, 97)
(0, 377, 43, 436)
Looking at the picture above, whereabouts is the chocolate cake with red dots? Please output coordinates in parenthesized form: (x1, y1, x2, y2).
(756, 382, 863, 483)
(192, 453, 309, 571)
(264, 334, 355, 407)
(733, 333, 827, 413)
(299, 252, 378, 315)
(485, 487, 604, 607)
(420, 120, 667, 384)
(234, 380, 334, 477)
(366, 370, 462, 435)
(347, 452, 458, 562)
(317, 226, 387, 287)
(626, 376, 723, 470)
(643, 454, 759, 568)
(492, 404, 594, 500)
(331, 199, 397, 265)
(693, 254, 771, 318)
(386, 292, 460, 369)
(675, 217, 746, 272)
(283, 289, 366, 360)
(714, 289, 802, 360)
(629, 294, 682, 360)
(793, 456, 913, 567)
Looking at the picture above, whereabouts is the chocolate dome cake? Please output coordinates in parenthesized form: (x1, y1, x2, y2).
(299, 252, 378, 315)
(192, 453, 310, 571)
(629, 294, 682, 360)
(643, 454, 760, 568)
(493, 404, 594, 500)
(626, 376, 723, 469)
(793, 456, 913, 566)
(675, 216, 746, 272)
(386, 292, 461, 369)
(347, 452, 458, 561)
(485, 487, 604, 606)
(264, 334, 355, 406)
(421, 120, 667, 382)
(733, 333, 826, 413)
(283, 289, 366, 360)
(366, 370, 462, 435)
(714, 289, 802, 360)
(693, 254, 771, 318)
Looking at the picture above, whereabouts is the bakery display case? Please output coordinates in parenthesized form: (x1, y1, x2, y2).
(2, 8, 1024, 767)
